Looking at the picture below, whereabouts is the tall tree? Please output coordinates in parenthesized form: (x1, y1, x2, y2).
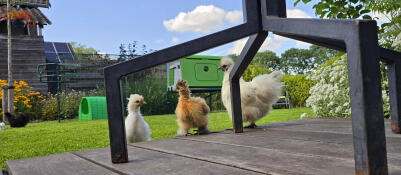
(118, 41, 153, 62)
(308, 45, 339, 67)
(281, 48, 314, 74)
(70, 42, 99, 60)
(253, 51, 281, 70)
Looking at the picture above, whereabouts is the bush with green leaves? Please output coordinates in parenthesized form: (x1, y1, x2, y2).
(283, 74, 314, 107)
(306, 55, 390, 118)
(41, 88, 105, 120)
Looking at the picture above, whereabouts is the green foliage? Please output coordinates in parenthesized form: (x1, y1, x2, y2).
(252, 51, 281, 70)
(283, 74, 315, 107)
(294, 0, 401, 49)
(0, 108, 314, 171)
(70, 42, 99, 60)
(230, 46, 338, 75)
(118, 41, 154, 61)
(242, 65, 272, 81)
(281, 48, 314, 74)
(280, 46, 337, 74)
(294, 0, 371, 19)
(122, 65, 178, 115)
(41, 89, 105, 120)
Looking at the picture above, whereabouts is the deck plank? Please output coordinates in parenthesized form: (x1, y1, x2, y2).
(177, 125, 401, 167)
(73, 147, 263, 175)
(6, 153, 119, 175)
(132, 138, 357, 175)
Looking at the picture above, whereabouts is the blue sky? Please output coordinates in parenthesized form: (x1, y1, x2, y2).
(41, 1, 317, 56)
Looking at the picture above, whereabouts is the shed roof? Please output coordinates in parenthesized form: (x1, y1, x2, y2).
(0, 5, 51, 25)
(0, 0, 50, 8)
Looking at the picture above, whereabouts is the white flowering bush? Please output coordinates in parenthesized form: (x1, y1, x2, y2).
(306, 55, 390, 118)
(393, 32, 401, 52)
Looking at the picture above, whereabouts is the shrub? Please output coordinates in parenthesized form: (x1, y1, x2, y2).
(283, 74, 314, 107)
(41, 88, 105, 120)
(242, 65, 272, 81)
(306, 55, 390, 118)
(0, 80, 44, 120)
(122, 77, 178, 116)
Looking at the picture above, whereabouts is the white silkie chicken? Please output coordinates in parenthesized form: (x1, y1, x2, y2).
(125, 94, 151, 143)
(219, 57, 283, 128)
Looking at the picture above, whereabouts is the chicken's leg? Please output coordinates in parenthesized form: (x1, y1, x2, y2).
(195, 126, 211, 135)
(245, 122, 257, 128)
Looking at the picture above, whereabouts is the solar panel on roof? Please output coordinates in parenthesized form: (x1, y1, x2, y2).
(44, 41, 75, 62)
(45, 52, 59, 63)
(54, 42, 71, 53)
(58, 53, 74, 61)
(44, 42, 55, 53)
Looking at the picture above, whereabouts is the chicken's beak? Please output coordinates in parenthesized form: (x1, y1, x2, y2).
(142, 100, 147, 105)
(218, 66, 227, 72)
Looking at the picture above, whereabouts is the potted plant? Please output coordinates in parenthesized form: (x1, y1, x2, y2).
(0, 10, 36, 27)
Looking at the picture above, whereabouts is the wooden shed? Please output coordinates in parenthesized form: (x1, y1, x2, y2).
(0, 0, 51, 93)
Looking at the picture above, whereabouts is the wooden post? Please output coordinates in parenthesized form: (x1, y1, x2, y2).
(7, 0, 14, 114)
(2, 86, 8, 124)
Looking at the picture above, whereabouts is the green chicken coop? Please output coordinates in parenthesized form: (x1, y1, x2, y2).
(167, 55, 224, 92)
(78, 97, 108, 120)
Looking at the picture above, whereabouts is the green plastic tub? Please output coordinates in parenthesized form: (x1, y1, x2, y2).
(78, 97, 108, 120)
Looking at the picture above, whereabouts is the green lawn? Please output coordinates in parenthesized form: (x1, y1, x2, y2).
(0, 108, 313, 171)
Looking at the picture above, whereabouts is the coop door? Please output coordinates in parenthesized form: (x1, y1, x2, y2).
(194, 63, 219, 81)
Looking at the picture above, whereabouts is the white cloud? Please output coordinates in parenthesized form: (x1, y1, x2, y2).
(274, 34, 289, 41)
(287, 9, 311, 18)
(228, 39, 247, 55)
(371, 12, 390, 24)
(228, 37, 281, 55)
(225, 10, 243, 23)
(171, 37, 179, 43)
(295, 41, 311, 48)
(163, 5, 242, 33)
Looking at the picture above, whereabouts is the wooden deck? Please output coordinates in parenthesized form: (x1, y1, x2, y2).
(6, 118, 401, 175)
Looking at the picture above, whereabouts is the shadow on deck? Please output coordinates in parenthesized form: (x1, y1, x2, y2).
(6, 118, 401, 175)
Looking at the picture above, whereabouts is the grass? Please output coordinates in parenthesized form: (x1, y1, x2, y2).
(0, 107, 313, 171)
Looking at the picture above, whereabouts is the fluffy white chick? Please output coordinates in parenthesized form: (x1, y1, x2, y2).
(125, 94, 151, 143)
(219, 57, 283, 128)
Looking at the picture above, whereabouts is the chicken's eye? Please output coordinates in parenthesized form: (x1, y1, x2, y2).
(135, 100, 139, 103)
(223, 65, 227, 68)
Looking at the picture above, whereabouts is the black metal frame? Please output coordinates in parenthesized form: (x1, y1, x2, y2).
(104, 0, 401, 174)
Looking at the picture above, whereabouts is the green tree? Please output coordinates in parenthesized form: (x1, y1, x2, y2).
(253, 51, 281, 70)
(70, 42, 98, 60)
(309, 45, 339, 67)
(118, 41, 154, 62)
(280, 48, 314, 74)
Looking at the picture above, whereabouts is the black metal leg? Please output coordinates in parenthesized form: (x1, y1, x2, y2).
(229, 79, 243, 133)
(229, 32, 268, 133)
(346, 21, 388, 175)
(388, 61, 401, 133)
(104, 74, 128, 163)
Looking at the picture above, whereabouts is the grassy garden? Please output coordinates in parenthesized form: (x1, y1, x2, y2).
(0, 107, 313, 171)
